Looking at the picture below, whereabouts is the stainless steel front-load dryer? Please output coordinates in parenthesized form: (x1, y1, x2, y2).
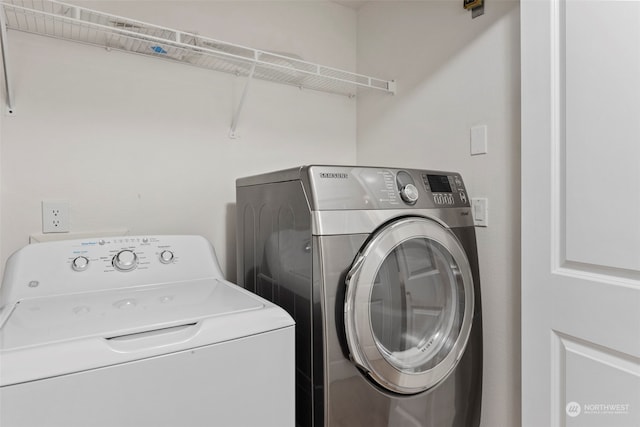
(236, 165, 482, 427)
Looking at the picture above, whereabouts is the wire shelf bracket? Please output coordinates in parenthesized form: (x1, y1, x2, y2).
(229, 56, 257, 139)
(0, 6, 14, 115)
(0, 0, 396, 130)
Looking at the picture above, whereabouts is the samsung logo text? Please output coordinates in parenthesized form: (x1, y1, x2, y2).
(319, 173, 349, 179)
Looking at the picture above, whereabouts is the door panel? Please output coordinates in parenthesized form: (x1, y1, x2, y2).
(555, 333, 640, 427)
(522, 1, 640, 426)
(564, 1, 640, 272)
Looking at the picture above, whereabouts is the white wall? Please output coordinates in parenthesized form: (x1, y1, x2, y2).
(0, 0, 357, 280)
(356, 2, 521, 427)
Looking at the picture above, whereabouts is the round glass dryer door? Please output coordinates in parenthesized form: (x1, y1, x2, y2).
(344, 217, 474, 394)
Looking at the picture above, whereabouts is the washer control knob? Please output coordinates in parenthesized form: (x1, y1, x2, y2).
(113, 250, 138, 272)
(72, 256, 89, 272)
(400, 183, 419, 204)
(159, 250, 174, 264)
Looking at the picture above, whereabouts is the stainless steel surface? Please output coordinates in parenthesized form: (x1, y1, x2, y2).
(311, 208, 473, 236)
(236, 165, 482, 427)
(236, 165, 470, 210)
(317, 233, 482, 427)
(344, 218, 474, 394)
(236, 165, 307, 187)
(236, 178, 321, 427)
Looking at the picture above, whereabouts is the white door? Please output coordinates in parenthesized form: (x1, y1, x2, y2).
(521, 1, 640, 427)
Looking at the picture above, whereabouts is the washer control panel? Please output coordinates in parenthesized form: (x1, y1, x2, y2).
(68, 236, 182, 274)
(0, 235, 221, 304)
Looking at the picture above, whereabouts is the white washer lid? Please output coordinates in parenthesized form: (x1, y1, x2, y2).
(0, 279, 294, 386)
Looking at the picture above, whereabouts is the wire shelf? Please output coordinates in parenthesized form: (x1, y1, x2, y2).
(0, 0, 395, 97)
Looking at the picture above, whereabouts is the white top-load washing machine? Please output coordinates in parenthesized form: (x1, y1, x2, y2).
(0, 235, 295, 427)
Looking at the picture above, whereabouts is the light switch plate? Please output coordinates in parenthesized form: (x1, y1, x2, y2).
(471, 197, 488, 227)
(471, 125, 488, 155)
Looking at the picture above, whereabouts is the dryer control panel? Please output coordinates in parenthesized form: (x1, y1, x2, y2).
(420, 173, 469, 207)
(307, 166, 471, 210)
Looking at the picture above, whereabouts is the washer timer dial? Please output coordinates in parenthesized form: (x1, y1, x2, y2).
(113, 250, 138, 272)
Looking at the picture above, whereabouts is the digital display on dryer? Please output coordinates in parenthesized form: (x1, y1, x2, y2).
(427, 175, 452, 193)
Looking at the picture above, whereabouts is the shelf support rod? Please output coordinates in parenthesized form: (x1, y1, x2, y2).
(229, 56, 258, 139)
(0, 7, 14, 115)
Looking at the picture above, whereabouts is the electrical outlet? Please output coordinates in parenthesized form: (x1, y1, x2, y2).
(42, 201, 69, 233)
(471, 197, 488, 227)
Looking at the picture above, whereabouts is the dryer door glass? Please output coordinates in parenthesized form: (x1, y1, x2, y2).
(370, 237, 462, 372)
(344, 217, 474, 395)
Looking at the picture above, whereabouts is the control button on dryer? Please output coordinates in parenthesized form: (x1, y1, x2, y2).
(400, 184, 419, 204)
(72, 256, 90, 272)
(459, 191, 468, 204)
(113, 250, 138, 272)
(159, 250, 174, 264)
